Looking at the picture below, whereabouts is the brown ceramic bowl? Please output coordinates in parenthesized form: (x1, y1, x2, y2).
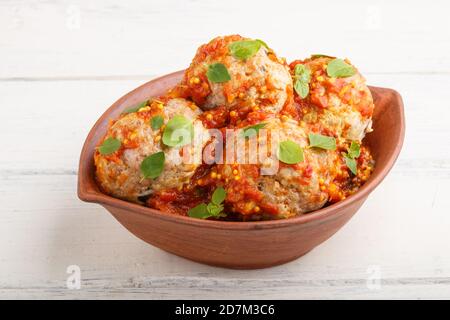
(78, 70, 405, 269)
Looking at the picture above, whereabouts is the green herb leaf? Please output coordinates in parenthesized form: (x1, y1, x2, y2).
(98, 137, 121, 155)
(343, 141, 360, 175)
(241, 122, 267, 138)
(294, 64, 310, 81)
(344, 155, 357, 175)
(326, 59, 356, 78)
(293, 64, 311, 98)
(294, 81, 309, 99)
(311, 54, 335, 59)
(150, 115, 164, 130)
(308, 133, 336, 150)
(162, 115, 193, 147)
(229, 40, 262, 60)
(211, 187, 226, 205)
(207, 202, 224, 216)
(348, 141, 361, 158)
(255, 39, 269, 49)
(206, 63, 231, 83)
(188, 187, 227, 219)
(123, 100, 148, 114)
(278, 140, 304, 164)
(188, 203, 224, 219)
(188, 203, 210, 219)
(140, 151, 165, 179)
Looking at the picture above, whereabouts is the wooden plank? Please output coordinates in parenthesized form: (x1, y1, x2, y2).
(0, 173, 449, 299)
(0, 79, 143, 173)
(1, 0, 449, 78)
(1, 0, 450, 299)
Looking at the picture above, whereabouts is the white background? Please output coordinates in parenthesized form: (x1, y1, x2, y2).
(0, 0, 449, 299)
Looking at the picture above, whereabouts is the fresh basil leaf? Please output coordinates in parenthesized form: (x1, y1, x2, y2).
(293, 64, 311, 98)
(326, 59, 356, 78)
(311, 54, 335, 59)
(308, 133, 336, 150)
(207, 202, 224, 216)
(342, 142, 360, 175)
(188, 187, 227, 219)
(150, 115, 164, 130)
(241, 122, 267, 138)
(229, 40, 262, 60)
(123, 100, 148, 114)
(294, 64, 309, 79)
(140, 151, 165, 179)
(294, 80, 309, 98)
(278, 140, 304, 164)
(188, 203, 210, 219)
(348, 141, 361, 159)
(98, 137, 121, 155)
(211, 187, 226, 205)
(206, 63, 231, 83)
(256, 39, 269, 49)
(162, 115, 193, 147)
(344, 155, 357, 175)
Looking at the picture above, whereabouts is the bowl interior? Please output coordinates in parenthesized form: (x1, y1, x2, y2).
(78, 71, 405, 226)
(364, 87, 405, 182)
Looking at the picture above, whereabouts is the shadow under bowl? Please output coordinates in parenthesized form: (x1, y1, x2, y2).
(78, 71, 405, 269)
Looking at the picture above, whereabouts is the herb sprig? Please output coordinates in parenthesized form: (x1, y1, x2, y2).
(162, 115, 193, 147)
(206, 63, 231, 83)
(150, 115, 164, 130)
(140, 151, 165, 179)
(310, 54, 335, 59)
(188, 187, 227, 219)
(123, 100, 148, 114)
(293, 64, 311, 98)
(343, 141, 360, 175)
(241, 122, 267, 139)
(308, 133, 336, 150)
(278, 140, 304, 164)
(229, 40, 262, 60)
(98, 137, 121, 155)
(326, 59, 356, 78)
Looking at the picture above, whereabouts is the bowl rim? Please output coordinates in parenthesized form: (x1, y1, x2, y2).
(78, 70, 405, 231)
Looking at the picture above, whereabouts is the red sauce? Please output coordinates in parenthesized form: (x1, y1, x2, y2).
(97, 46, 376, 220)
(147, 165, 214, 216)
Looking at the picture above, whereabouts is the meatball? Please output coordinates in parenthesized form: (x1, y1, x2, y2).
(214, 116, 340, 219)
(184, 35, 293, 114)
(94, 98, 210, 202)
(289, 56, 374, 141)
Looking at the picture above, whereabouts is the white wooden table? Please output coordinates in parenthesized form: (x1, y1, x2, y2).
(1, 0, 449, 299)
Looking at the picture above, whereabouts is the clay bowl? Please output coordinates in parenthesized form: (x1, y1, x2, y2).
(78, 70, 405, 269)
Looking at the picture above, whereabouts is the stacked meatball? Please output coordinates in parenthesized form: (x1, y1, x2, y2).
(288, 56, 375, 141)
(94, 35, 375, 220)
(212, 117, 341, 219)
(184, 35, 293, 114)
(94, 98, 210, 203)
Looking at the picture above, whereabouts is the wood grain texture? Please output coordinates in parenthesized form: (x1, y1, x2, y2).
(0, 0, 449, 299)
(1, 0, 450, 78)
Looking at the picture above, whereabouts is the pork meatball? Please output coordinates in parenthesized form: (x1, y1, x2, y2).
(289, 56, 374, 141)
(184, 35, 293, 114)
(94, 98, 210, 203)
(214, 116, 340, 219)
